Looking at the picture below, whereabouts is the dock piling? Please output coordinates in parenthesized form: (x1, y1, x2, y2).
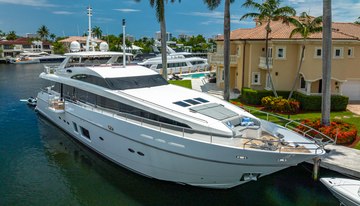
(312, 157, 321, 181)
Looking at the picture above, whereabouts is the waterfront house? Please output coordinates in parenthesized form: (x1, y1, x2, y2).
(208, 19, 360, 101)
(0, 38, 52, 59)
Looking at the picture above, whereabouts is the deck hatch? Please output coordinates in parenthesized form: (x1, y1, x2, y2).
(190, 103, 238, 120)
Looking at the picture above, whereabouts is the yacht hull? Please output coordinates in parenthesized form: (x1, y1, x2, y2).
(36, 92, 319, 189)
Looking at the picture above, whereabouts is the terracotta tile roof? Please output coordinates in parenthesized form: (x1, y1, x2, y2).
(0, 37, 51, 45)
(217, 18, 360, 41)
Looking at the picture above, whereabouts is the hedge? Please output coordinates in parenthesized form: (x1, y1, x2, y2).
(240, 88, 289, 105)
(293, 92, 348, 111)
(240, 88, 348, 111)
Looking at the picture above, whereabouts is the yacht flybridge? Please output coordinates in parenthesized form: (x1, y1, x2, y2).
(35, 50, 330, 188)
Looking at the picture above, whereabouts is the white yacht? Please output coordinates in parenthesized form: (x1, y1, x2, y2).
(137, 46, 209, 75)
(321, 177, 360, 206)
(35, 50, 331, 189)
(11, 51, 65, 64)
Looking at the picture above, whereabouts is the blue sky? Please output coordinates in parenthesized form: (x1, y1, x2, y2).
(0, 0, 359, 39)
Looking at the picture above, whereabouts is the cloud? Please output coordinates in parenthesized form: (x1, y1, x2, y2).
(183, 11, 223, 19)
(0, 0, 56, 7)
(285, 0, 360, 22)
(52, 11, 73, 15)
(181, 11, 243, 25)
(113, 8, 141, 13)
(94, 17, 115, 24)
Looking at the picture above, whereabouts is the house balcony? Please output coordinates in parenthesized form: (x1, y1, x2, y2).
(208, 53, 238, 66)
(259, 57, 273, 70)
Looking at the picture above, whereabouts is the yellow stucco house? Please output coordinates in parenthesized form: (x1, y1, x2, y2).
(208, 19, 360, 101)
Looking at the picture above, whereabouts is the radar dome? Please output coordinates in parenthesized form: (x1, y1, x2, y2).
(70, 41, 80, 52)
(99, 42, 109, 52)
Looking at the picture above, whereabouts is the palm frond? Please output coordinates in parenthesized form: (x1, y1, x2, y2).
(240, 12, 260, 21)
(203, 0, 221, 10)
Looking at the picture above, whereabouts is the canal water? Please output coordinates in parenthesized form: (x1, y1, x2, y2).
(0, 63, 342, 206)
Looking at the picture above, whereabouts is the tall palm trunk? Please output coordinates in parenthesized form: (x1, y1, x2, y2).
(223, 0, 230, 101)
(322, 0, 332, 126)
(288, 44, 305, 100)
(160, 10, 168, 80)
(265, 21, 278, 97)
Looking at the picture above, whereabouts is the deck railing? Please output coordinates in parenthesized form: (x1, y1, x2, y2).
(238, 105, 336, 146)
(40, 90, 333, 154)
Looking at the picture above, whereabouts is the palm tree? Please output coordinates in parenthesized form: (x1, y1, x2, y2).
(0, 30, 5, 37)
(204, 0, 234, 101)
(37, 25, 49, 41)
(50, 33, 56, 42)
(322, 0, 332, 126)
(240, 0, 296, 97)
(136, 0, 180, 80)
(287, 12, 322, 100)
(92, 26, 102, 39)
(355, 17, 360, 25)
(6, 31, 17, 40)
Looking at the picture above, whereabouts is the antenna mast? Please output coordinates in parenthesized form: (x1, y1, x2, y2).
(86, 6, 92, 51)
(122, 19, 126, 67)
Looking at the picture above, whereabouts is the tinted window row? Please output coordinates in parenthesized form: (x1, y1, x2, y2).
(156, 62, 187, 69)
(71, 74, 168, 90)
(190, 61, 206, 65)
(54, 83, 190, 129)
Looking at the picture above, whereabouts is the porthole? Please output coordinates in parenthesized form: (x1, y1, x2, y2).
(128, 148, 135, 153)
(137, 151, 144, 156)
(99, 137, 104, 141)
(58, 116, 61, 120)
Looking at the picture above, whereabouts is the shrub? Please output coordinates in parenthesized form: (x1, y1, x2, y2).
(293, 92, 348, 111)
(297, 119, 357, 145)
(240, 89, 348, 111)
(261, 96, 300, 114)
(240, 88, 289, 105)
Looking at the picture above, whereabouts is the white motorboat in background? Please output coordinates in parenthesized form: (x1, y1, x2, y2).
(138, 45, 209, 75)
(11, 51, 65, 64)
(320, 177, 360, 206)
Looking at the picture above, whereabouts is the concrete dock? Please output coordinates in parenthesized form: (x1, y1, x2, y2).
(191, 78, 360, 179)
(316, 144, 360, 178)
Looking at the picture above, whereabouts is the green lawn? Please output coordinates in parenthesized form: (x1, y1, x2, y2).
(168, 80, 192, 89)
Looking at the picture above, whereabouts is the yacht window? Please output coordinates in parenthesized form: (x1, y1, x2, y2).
(80, 127, 91, 139)
(194, 97, 209, 103)
(173, 101, 191, 107)
(71, 74, 109, 88)
(105, 74, 168, 90)
(184, 99, 201, 105)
